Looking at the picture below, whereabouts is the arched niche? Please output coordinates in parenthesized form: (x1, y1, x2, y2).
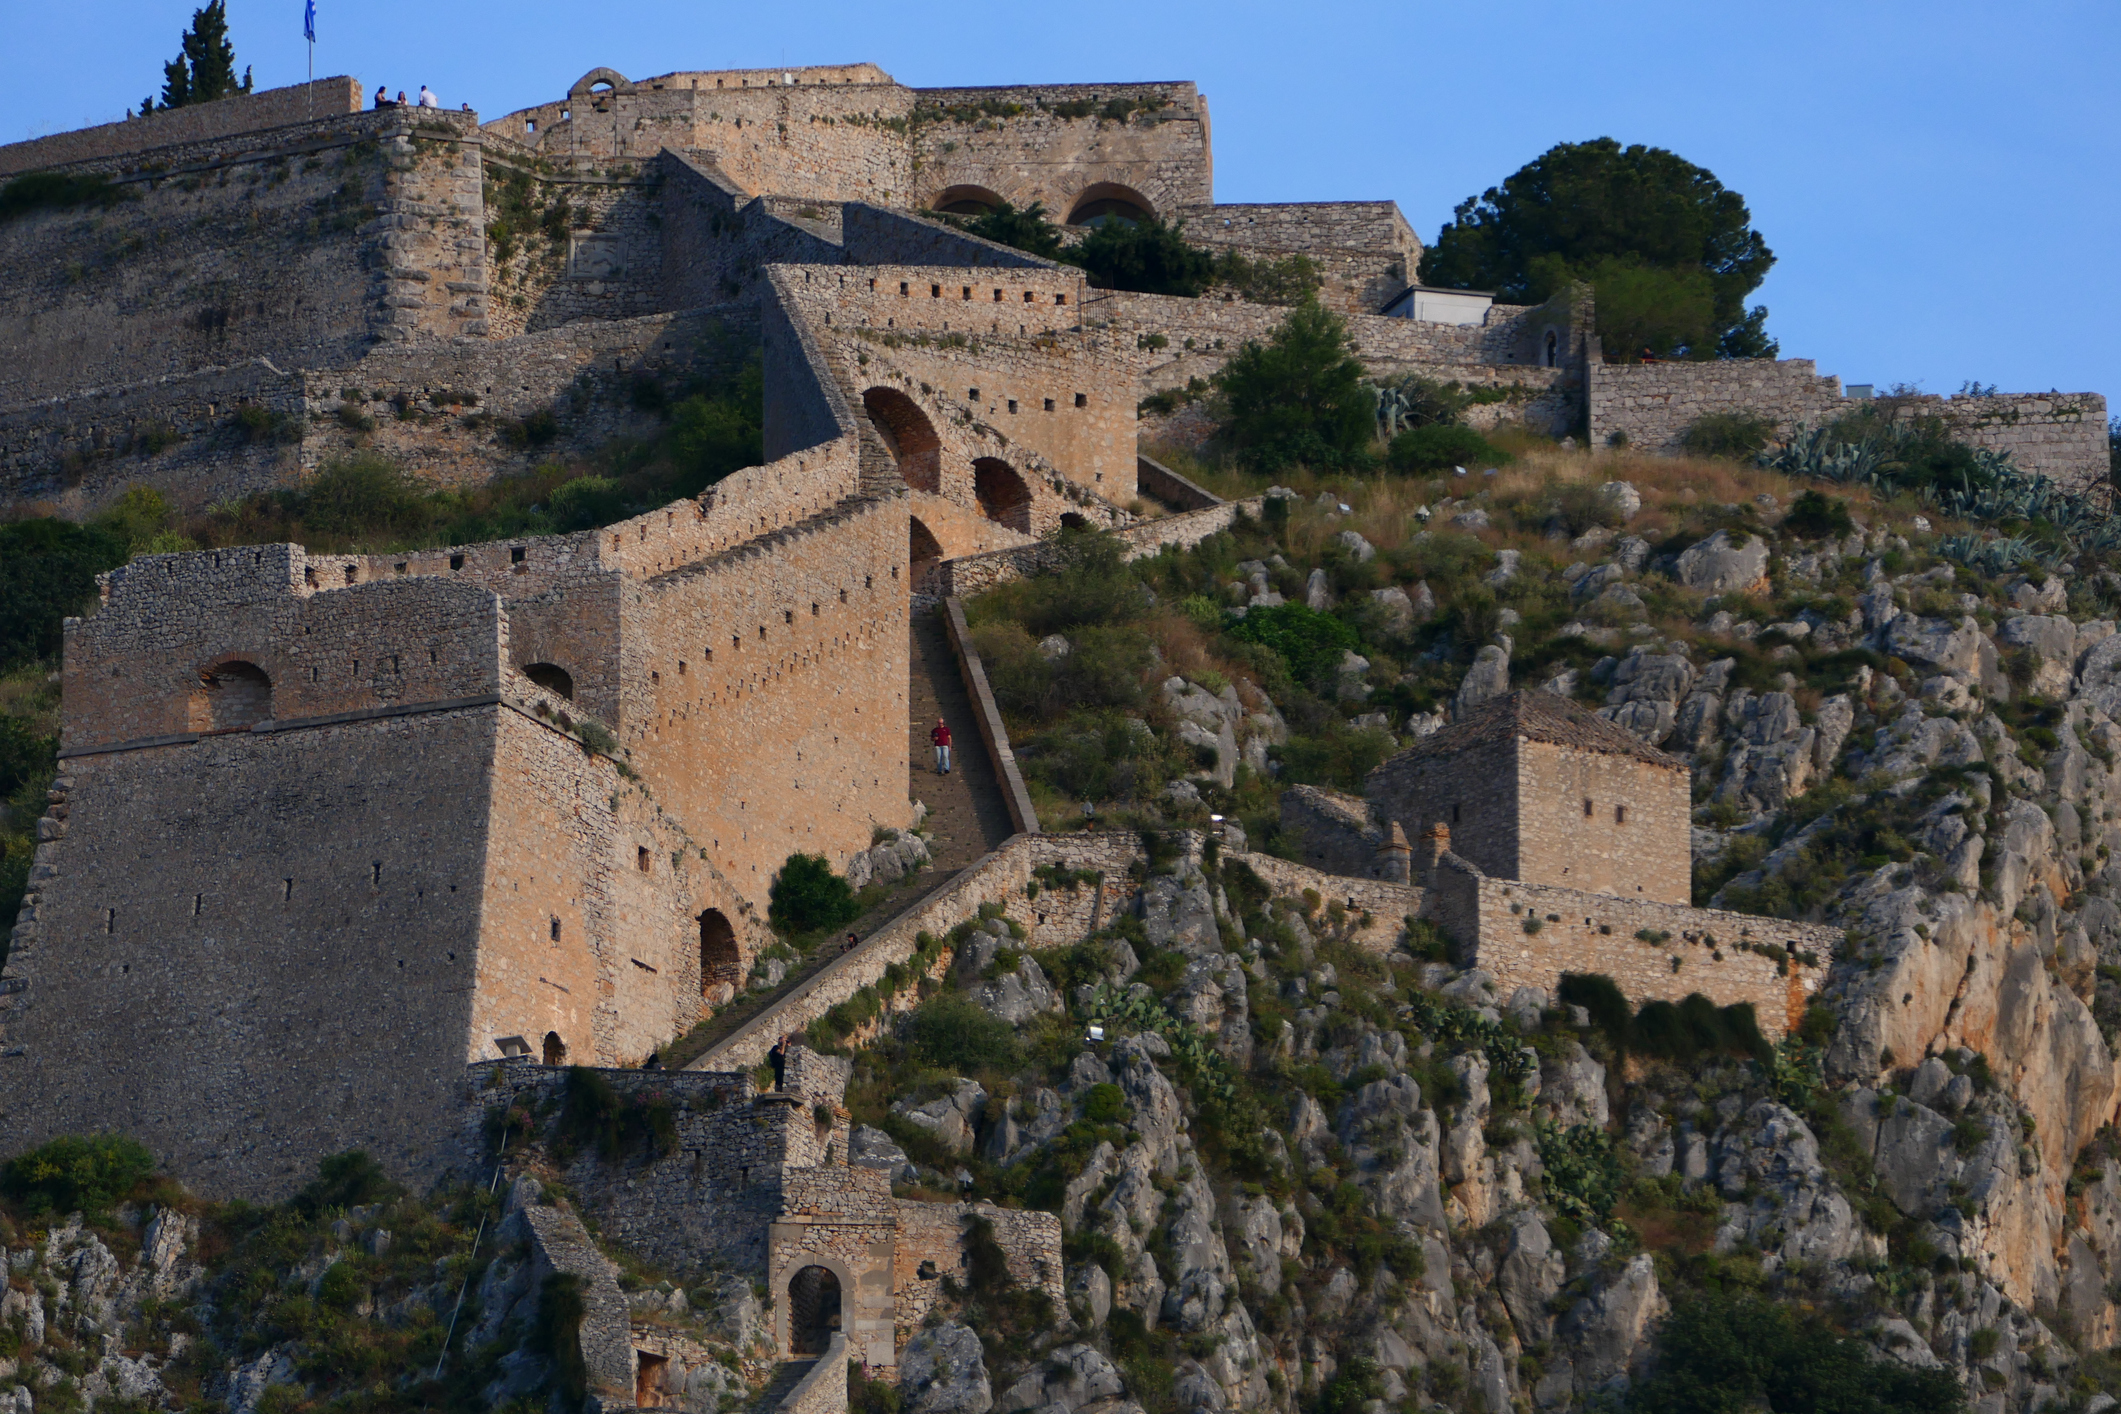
(973, 458, 1032, 533)
(700, 909, 740, 1005)
(910, 517, 943, 588)
(786, 1265, 843, 1355)
(862, 387, 942, 494)
(569, 67, 635, 97)
(192, 659, 272, 733)
(1066, 182, 1155, 227)
(932, 184, 1007, 216)
(543, 1031, 568, 1066)
(525, 662, 574, 700)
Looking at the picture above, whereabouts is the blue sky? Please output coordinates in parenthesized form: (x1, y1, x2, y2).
(12, 0, 2118, 409)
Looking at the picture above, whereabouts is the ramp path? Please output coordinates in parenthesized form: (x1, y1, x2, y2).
(672, 604, 1016, 1068)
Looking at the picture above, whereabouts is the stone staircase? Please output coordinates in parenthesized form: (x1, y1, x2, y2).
(750, 1356, 818, 1414)
(907, 604, 1017, 871)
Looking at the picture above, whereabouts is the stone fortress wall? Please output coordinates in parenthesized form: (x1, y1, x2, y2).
(0, 77, 362, 177)
(1178, 201, 1425, 318)
(1588, 360, 2111, 490)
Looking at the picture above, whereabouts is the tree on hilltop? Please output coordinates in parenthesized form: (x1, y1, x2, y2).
(139, 0, 253, 114)
(1419, 137, 1776, 361)
(1215, 299, 1374, 471)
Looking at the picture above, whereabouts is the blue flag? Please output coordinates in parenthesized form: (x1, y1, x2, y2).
(303, 0, 315, 42)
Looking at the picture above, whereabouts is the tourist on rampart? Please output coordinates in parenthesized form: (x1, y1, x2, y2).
(931, 718, 953, 775)
(418, 85, 438, 109)
(768, 1035, 788, 1091)
(844, 932, 859, 955)
(373, 86, 392, 109)
(396, 90, 408, 106)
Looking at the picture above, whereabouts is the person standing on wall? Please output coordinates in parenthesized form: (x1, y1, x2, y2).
(768, 1034, 788, 1091)
(931, 718, 952, 775)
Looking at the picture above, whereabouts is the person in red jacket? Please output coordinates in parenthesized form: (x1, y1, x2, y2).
(931, 718, 952, 775)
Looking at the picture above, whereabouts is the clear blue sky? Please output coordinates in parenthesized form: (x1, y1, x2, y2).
(11, 0, 2118, 409)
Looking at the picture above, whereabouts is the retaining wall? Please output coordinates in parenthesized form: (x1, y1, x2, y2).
(0, 78, 362, 177)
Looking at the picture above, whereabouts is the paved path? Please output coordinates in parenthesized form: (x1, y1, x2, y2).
(907, 604, 1015, 869)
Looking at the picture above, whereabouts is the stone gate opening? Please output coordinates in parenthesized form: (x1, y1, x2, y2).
(910, 517, 943, 588)
(195, 660, 272, 732)
(543, 1031, 568, 1066)
(862, 387, 942, 494)
(525, 662, 574, 699)
(972, 458, 1032, 533)
(634, 1351, 668, 1407)
(700, 909, 740, 1004)
(787, 1265, 841, 1354)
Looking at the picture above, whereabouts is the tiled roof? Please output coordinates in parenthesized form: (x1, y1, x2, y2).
(1377, 691, 1686, 771)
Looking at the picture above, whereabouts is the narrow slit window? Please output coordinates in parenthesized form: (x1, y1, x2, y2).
(1615, 804, 1627, 824)
(1073, 392, 1087, 407)
(638, 847, 652, 873)
(1583, 798, 1593, 817)
(551, 917, 562, 942)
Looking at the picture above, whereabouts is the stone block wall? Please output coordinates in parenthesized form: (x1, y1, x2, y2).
(839, 205, 1055, 270)
(923, 496, 1266, 599)
(1894, 391, 2111, 490)
(1448, 866, 1837, 1038)
(1512, 741, 1692, 906)
(890, 1200, 1065, 1343)
(1180, 201, 1422, 317)
(0, 78, 362, 177)
(1225, 852, 1421, 955)
(479, 159, 665, 338)
(1279, 785, 1383, 877)
(1587, 359, 1845, 455)
(911, 83, 1211, 222)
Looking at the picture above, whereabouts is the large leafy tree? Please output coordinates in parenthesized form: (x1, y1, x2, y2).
(140, 0, 253, 114)
(1418, 138, 1776, 361)
(1214, 300, 1373, 470)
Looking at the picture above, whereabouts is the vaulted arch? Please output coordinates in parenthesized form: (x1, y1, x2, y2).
(192, 659, 272, 732)
(862, 387, 942, 494)
(910, 516, 943, 588)
(932, 184, 1007, 216)
(972, 458, 1032, 533)
(1066, 182, 1155, 227)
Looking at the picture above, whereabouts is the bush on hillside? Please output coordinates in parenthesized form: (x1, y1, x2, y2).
(1228, 602, 1360, 690)
(1216, 301, 1375, 472)
(294, 455, 436, 542)
(769, 852, 860, 936)
(1387, 424, 1506, 473)
(1682, 410, 1779, 460)
(1, 1134, 158, 1216)
(0, 517, 130, 671)
(1783, 489, 1856, 539)
(1630, 1291, 1966, 1414)
(1068, 215, 1218, 297)
(905, 992, 1022, 1073)
(963, 530, 1145, 638)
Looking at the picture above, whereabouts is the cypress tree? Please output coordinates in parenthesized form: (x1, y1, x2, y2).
(143, 1, 252, 113)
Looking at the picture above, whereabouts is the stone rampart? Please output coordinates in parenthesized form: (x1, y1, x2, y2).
(1225, 852, 1421, 954)
(780, 1334, 849, 1414)
(0, 78, 362, 177)
(890, 1200, 1064, 1340)
(1136, 453, 1221, 511)
(921, 497, 1265, 598)
(1180, 201, 1422, 317)
(1588, 363, 2110, 488)
(1427, 859, 1837, 1038)
(911, 83, 1211, 222)
(695, 831, 1147, 1071)
(943, 598, 1039, 833)
(840, 205, 1058, 270)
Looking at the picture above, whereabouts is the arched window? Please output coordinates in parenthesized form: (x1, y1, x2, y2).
(542, 1031, 568, 1066)
(972, 458, 1032, 533)
(196, 660, 272, 732)
(862, 387, 942, 494)
(700, 909, 740, 1002)
(910, 517, 943, 588)
(1066, 182, 1154, 227)
(931, 184, 1006, 216)
(525, 663, 574, 700)
(787, 1266, 842, 1354)
(1544, 329, 1560, 368)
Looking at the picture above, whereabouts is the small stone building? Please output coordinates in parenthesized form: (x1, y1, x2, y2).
(1363, 692, 1692, 905)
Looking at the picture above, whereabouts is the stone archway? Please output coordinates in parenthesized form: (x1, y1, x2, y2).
(863, 387, 942, 494)
(699, 909, 740, 1005)
(973, 458, 1032, 533)
(910, 517, 943, 589)
(193, 660, 272, 732)
(933, 184, 1006, 216)
(787, 1265, 842, 1354)
(1067, 182, 1155, 227)
(524, 662, 574, 700)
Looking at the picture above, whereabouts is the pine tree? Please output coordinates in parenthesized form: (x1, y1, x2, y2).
(144, 1, 253, 113)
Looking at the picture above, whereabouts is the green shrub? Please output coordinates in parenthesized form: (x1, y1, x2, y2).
(547, 476, 628, 531)
(0, 518, 129, 671)
(292, 1150, 400, 1216)
(233, 403, 304, 445)
(1, 1134, 157, 1215)
(1387, 424, 1504, 473)
(1630, 1292, 1967, 1414)
(905, 992, 1021, 1073)
(293, 456, 433, 542)
(1216, 301, 1375, 471)
(1559, 972, 1770, 1064)
(769, 852, 860, 935)
(534, 1274, 589, 1408)
(1066, 215, 1216, 297)
(944, 201, 1065, 260)
(1683, 410, 1778, 459)
(1213, 251, 1322, 306)
(1082, 1083, 1127, 1123)
(1227, 602, 1359, 688)
(1783, 489, 1856, 540)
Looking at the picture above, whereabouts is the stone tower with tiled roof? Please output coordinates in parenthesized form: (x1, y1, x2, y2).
(1366, 691, 1693, 904)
